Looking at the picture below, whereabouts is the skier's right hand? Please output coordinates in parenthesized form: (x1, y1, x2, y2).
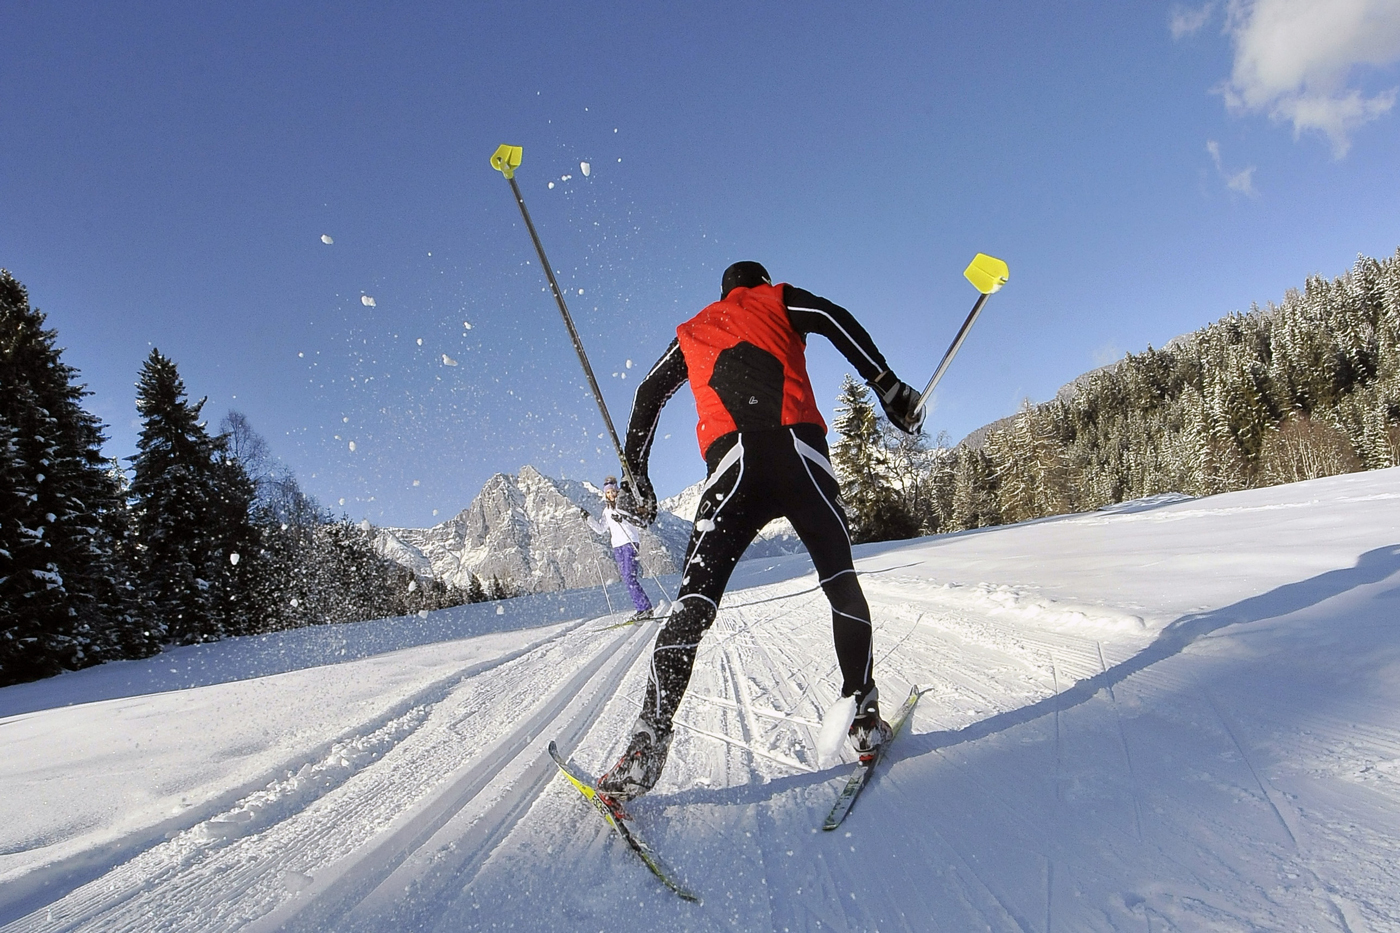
(869, 371, 925, 435)
(628, 474, 658, 525)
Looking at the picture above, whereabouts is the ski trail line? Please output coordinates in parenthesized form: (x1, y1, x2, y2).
(252, 619, 656, 933)
(1196, 681, 1299, 848)
(0, 619, 591, 933)
(1097, 640, 1144, 842)
(1194, 680, 1368, 933)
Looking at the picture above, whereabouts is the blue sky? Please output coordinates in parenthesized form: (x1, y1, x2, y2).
(3, 1, 1399, 527)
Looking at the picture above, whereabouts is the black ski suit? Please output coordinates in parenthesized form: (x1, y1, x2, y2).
(624, 283, 899, 734)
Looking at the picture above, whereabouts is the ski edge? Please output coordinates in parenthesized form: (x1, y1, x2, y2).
(822, 685, 923, 831)
(547, 741, 701, 903)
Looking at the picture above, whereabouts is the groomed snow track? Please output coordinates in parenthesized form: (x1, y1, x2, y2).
(0, 616, 659, 933)
(9, 471, 1400, 933)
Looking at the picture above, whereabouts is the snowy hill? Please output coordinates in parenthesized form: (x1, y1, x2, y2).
(373, 465, 692, 593)
(5, 468, 1400, 930)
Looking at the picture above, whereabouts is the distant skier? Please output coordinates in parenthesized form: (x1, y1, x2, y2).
(582, 476, 654, 622)
(598, 261, 924, 799)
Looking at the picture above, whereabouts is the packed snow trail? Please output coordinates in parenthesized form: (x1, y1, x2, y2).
(4, 469, 1400, 930)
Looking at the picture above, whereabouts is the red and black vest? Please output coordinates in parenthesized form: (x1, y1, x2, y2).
(676, 283, 826, 457)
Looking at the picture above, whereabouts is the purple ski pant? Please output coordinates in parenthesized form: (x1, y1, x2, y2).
(614, 543, 652, 613)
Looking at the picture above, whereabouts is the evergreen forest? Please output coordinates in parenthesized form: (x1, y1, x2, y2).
(0, 271, 481, 688)
(832, 249, 1400, 543)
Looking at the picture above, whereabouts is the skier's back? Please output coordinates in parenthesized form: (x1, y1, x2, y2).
(598, 261, 924, 799)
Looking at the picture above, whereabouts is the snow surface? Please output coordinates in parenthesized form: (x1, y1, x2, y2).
(4, 468, 1400, 931)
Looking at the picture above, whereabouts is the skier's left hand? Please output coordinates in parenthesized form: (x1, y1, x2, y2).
(869, 371, 925, 434)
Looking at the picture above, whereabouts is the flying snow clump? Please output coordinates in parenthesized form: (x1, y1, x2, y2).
(463, 321, 473, 330)
(442, 354, 458, 366)
(361, 295, 376, 307)
(580, 161, 590, 176)
(321, 234, 334, 244)
(348, 441, 357, 451)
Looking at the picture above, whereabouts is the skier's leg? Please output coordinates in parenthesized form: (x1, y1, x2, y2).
(616, 543, 652, 613)
(599, 438, 767, 798)
(782, 427, 893, 756)
(642, 438, 766, 730)
(782, 428, 875, 701)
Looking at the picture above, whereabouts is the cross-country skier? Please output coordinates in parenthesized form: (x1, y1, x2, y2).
(597, 261, 925, 799)
(582, 476, 654, 622)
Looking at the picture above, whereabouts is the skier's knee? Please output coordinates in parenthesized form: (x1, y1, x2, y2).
(821, 572, 869, 621)
(657, 595, 717, 645)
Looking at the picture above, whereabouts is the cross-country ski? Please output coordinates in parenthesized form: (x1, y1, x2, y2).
(823, 685, 924, 830)
(548, 741, 701, 902)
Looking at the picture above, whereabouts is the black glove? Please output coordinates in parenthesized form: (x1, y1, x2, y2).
(868, 371, 925, 435)
(619, 474, 657, 526)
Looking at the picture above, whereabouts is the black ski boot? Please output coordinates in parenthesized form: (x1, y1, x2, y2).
(597, 720, 672, 800)
(848, 687, 892, 763)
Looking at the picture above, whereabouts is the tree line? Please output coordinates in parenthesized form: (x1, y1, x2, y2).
(832, 248, 1400, 542)
(0, 270, 506, 688)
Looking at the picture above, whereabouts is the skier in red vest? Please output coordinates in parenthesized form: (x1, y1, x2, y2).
(598, 261, 924, 799)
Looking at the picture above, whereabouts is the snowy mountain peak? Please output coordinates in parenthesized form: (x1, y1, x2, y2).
(375, 467, 688, 594)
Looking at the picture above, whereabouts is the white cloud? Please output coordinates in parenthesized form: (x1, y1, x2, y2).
(1207, 140, 1258, 195)
(1170, 3, 1216, 39)
(1220, 0, 1400, 156)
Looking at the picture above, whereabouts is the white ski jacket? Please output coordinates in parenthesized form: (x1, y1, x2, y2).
(586, 506, 643, 548)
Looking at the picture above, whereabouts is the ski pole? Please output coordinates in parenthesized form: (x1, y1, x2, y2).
(490, 144, 639, 495)
(592, 551, 615, 614)
(917, 253, 1010, 412)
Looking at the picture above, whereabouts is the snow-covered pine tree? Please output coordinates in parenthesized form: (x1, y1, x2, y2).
(830, 375, 915, 541)
(985, 401, 1071, 524)
(129, 349, 260, 644)
(0, 271, 142, 687)
(950, 446, 1000, 531)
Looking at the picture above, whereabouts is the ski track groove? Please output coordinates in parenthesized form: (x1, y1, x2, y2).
(339, 623, 659, 931)
(1098, 640, 1146, 842)
(0, 621, 591, 928)
(267, 618, 657, 933)
(1195, 680, 1372, 933)
(0, 616, 643, 933)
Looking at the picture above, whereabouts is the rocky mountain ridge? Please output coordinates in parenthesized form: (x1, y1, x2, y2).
(376, 466, 803, 595)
